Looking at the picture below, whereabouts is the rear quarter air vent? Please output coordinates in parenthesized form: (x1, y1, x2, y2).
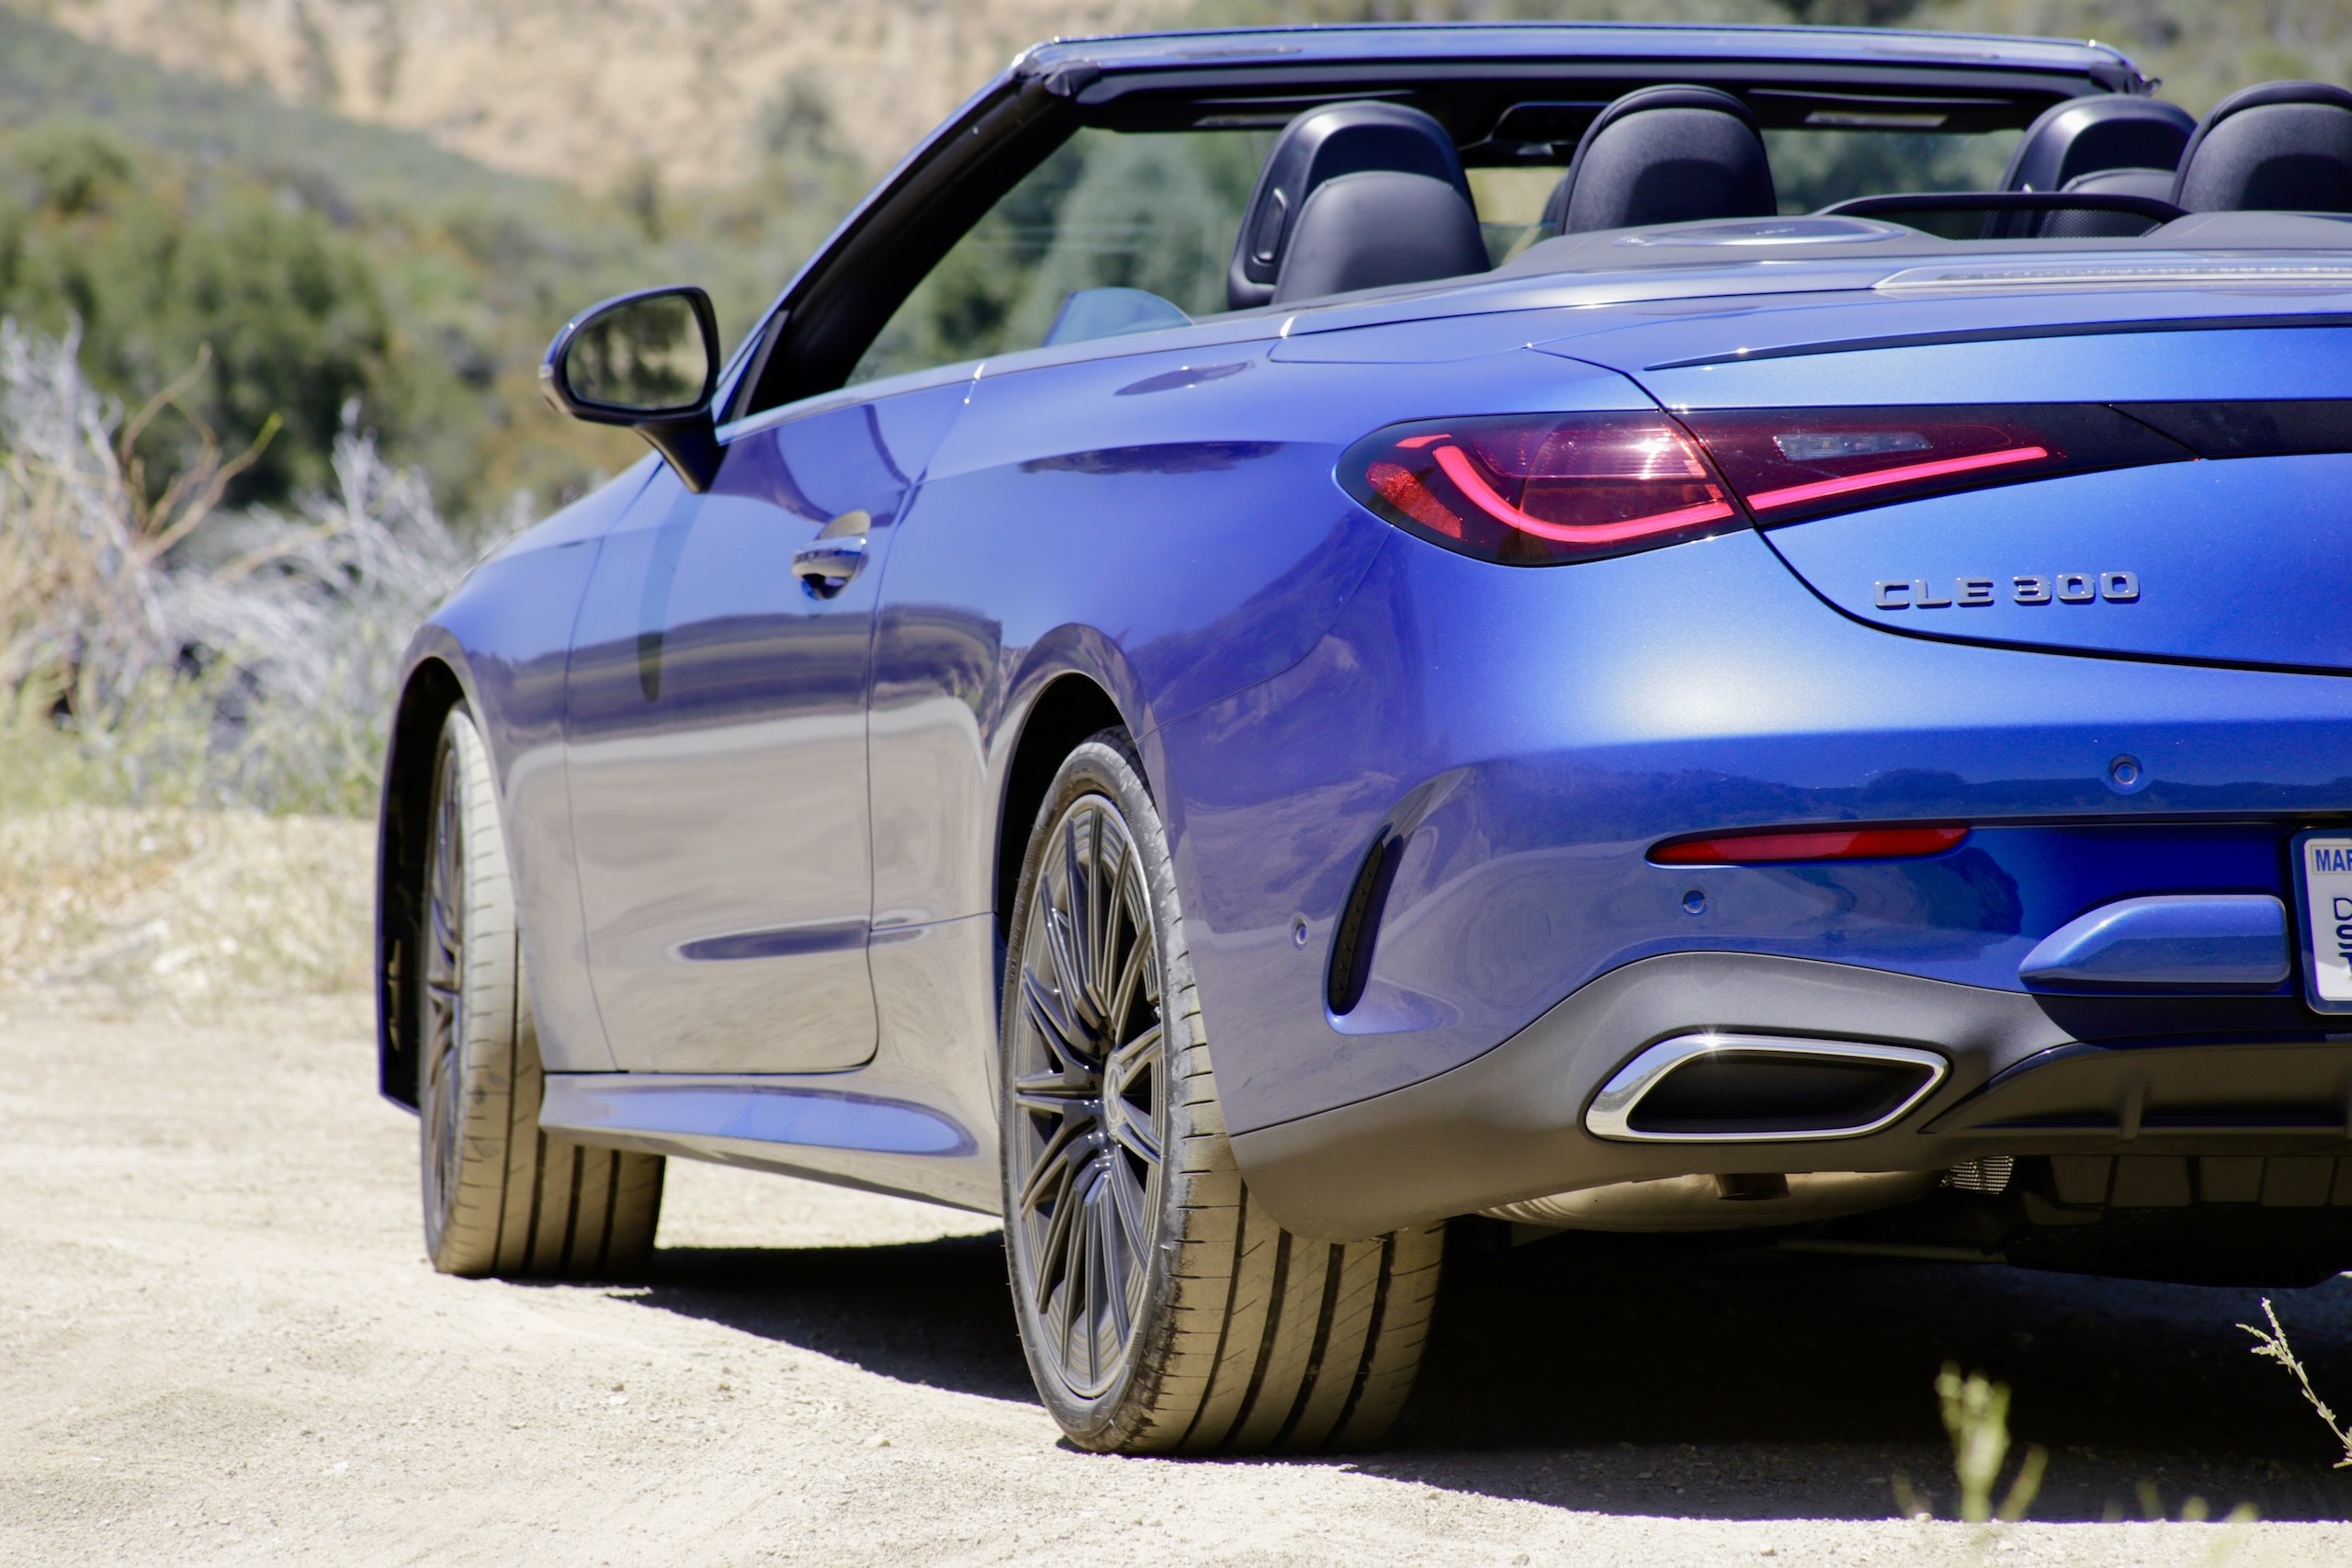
(1587, 1032, 1949, 1142)
(1327, 828, 1406, 1015)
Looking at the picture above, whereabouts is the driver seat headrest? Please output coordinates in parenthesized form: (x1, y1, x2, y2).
(1542, 85, 1776, 235)
(2173, 81, 2352, 213)
(1270, 171, 1489, 305)
(1228, 100, 1476, 310)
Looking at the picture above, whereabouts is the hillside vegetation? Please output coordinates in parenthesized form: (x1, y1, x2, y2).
(0, 10, 888, 526)
(15, 0, 2352, 198)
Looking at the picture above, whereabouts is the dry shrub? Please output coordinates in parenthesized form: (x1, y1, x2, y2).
(0, 317, 488, 817)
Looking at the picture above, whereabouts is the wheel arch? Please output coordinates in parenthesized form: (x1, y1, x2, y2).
(376, 651, 470, 1108)
(992, 671, 1130, 940)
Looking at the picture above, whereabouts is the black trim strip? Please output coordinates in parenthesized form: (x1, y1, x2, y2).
(1823, 190, 2182, 223)
(1645, 313, 2352, 373)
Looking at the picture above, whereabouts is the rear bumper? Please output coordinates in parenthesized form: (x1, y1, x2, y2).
(1231, 950, 2352, 1241)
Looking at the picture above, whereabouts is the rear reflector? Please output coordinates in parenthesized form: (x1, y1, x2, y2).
(1651, 825, 1969, 865)
(1683, 404, 2192, 525)
(1342, 413, 1743, 565)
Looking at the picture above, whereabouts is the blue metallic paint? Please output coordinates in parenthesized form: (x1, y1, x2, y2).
(399, 461, 657, 1072)
(2017, 895, 2290, 987)
(542, 1078, 974, 1156)
(561, 384, 968, 1074)
(381, 25, 2352, 1233)
(1161, 513, 2352, 1135)
(867, 339, 1652, 928)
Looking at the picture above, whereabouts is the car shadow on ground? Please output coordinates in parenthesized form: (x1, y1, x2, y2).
(636, 1235, 1037, 1404)
(625, 1229, 2352, 1523)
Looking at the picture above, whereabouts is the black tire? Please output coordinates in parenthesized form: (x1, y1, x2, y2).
(999, 731, 1443, 1454)
(416, 704, 663, 1279)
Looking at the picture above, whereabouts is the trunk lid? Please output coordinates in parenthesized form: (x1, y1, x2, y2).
(1568, 293, 2352, 674)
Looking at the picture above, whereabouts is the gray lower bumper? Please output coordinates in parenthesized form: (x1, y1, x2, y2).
(1230, 952, 2352, 1241)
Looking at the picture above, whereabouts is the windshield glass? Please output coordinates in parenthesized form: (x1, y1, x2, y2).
(1765, 127, 2022, 211)
(1468, 126, 2024, 257)
(849, 108, 2057, 385)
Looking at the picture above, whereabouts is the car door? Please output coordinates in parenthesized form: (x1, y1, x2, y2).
(563, 386, 965, 1073)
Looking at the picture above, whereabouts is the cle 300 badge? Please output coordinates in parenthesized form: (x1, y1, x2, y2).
(1873, 571, 2138, 610)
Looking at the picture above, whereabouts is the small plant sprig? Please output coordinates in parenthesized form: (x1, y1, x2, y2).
(1893, 1364, 2046, 1523)
(2239, 1297, 2352, 1469)
(1938, 1364, 2047, 1523)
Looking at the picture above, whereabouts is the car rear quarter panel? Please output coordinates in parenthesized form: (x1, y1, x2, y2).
(866, 336, 1650, 929)
(1163, 515, 2352, 1138)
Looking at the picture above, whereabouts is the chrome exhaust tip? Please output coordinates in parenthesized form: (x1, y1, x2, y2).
(1586, 1032, 1948, 1143)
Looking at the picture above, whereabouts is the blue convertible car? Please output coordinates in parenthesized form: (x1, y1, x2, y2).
(378, 21, 2352, 1451)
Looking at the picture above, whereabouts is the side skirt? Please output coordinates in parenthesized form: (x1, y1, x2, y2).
(542, 911, 1001, 1214)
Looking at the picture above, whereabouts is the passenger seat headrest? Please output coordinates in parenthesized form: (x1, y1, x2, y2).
(1229, 101, 1474, 310)
(2001, 96, 2195, 193)
(1542, 85, 1775, 236)
(1270, 171, 1489, 306)
(2174, 81, 2352, 213)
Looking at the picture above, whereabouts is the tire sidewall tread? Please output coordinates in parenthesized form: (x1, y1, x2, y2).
(998, 730, 1442, 1455)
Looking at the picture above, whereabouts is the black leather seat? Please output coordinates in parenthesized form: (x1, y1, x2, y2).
(1271, 171, 1489, 304)
(2174, 81, 2352, 213)
(1229, 102, 1482, 310)
(1541, 85, 1775, 235)
(2000, 95, 2196, 195)
(1999, 96, 2194, 239)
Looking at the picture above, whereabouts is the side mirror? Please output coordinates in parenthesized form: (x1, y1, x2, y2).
(540, 286, 722, 491)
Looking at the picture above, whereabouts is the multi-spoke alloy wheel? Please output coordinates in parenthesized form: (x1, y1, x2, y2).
(998, 732, 1447, 1455)
(410, 705, 663, 1280)
(1006, 792, 1168, 1398)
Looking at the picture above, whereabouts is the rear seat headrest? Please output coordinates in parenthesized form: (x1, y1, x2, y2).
(1271, 171, 1489, 306)
(2000, 95, 2196, 192)
(1228, 101, 1474, 310)
(1543, 85, 1775, 236)
(2174, 81, 2352, 213)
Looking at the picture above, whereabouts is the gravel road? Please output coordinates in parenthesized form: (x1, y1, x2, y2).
(5, 987, 2351, 1566)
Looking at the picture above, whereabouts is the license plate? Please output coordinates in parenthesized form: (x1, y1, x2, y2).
(2292, 831, 2352, 1011)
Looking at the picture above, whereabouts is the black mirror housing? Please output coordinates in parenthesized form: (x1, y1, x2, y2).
(540, 286, 723, 492)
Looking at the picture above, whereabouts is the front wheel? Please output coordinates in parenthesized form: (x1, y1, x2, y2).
(415, 703, 664, 1278)
(999, 732, 1443, 1454)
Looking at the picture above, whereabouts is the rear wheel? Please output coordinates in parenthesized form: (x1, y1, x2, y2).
(1000, 732, 1444, 1453)
(416, 704, 663, 1278)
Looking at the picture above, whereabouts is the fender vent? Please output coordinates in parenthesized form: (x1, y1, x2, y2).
(1327, 829, 1405, 1015)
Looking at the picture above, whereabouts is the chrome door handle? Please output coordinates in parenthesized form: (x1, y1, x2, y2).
(791, 535, 866, 596)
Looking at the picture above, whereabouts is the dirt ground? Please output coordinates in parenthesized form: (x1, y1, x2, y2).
(5, 815, 2352, 1564)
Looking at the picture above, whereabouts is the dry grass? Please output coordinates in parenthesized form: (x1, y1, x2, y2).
(0, 804, 373, 1004)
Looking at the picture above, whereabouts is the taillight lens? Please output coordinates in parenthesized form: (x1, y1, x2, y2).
(1682, 404, 2192, 526)
(1339, 414, 1743, 565)
(1651, 825, 1969, 865)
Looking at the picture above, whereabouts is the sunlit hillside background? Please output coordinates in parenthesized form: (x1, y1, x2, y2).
(2, 0, 2349, 833)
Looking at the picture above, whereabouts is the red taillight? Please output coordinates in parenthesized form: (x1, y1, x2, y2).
(1651, 825, 1969, 865)
(1340, 414, 1742, 564)
(1682, 404, 2193, 525)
